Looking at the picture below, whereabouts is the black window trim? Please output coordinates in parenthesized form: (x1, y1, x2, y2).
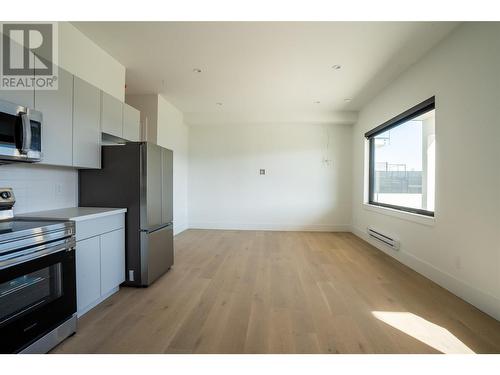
(366, 96, 436, 217)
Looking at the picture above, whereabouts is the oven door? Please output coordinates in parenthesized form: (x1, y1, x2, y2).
(0, 239, 76, 353)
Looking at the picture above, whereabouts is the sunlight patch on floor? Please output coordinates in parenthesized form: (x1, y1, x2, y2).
(372, 311, 475, 354)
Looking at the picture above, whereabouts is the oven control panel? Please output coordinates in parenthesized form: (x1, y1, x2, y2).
(0, 188, 15, 209)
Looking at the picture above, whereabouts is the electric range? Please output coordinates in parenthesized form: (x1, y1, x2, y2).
(0, 187, 77, 353)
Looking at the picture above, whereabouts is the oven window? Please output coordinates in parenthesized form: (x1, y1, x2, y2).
(0, 263, 63, 326)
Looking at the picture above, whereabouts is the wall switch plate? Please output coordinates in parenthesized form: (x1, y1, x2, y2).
(259, 169, 266, 175)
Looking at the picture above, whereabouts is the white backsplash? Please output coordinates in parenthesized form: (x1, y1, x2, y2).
(0, 163, 78, 215)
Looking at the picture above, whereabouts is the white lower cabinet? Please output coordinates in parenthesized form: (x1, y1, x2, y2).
(75, 236, 101, 314)
(75, 214, 125, 316)
(100, 228, 126, 296)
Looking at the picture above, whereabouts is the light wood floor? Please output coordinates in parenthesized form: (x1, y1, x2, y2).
(53, 230, 500, 354)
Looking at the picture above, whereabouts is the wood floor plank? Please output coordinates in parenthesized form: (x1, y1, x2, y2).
(52, 230, 500, 354)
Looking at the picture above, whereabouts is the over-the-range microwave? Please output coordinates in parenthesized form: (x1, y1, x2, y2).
(0, 98, 42, 163)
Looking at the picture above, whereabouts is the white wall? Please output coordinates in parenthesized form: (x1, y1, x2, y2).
(188, 122, 352, 231)
(59, 22, 126, 101)
(351, 22, 500, 320)
(0, 164, 77, 214)
(156, 95, 190, 235)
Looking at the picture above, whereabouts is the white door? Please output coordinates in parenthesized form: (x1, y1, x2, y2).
(100, 229, 125, 295)
(101, 91, 123, 138)
(73, 77, 101, 168)
(35, 67, 73, 166)
(76, 236, 101, 315)
(123, 103, 140, 141)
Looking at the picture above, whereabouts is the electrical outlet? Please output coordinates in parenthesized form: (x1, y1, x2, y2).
(259, 169, 266, 175)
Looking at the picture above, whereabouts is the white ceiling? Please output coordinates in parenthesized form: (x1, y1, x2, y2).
(73, 22, 458, 122)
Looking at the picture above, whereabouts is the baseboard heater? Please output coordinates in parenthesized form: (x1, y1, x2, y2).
(367, 227, 400, 250)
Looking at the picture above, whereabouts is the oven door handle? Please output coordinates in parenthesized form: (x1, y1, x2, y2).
(0, 237, 75, 270)
(20, 112, 32, 155)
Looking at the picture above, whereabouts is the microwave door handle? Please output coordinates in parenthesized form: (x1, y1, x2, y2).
(20, 112, 31, 154)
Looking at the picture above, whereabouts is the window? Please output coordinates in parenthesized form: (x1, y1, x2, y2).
(366, 97, 435, 216)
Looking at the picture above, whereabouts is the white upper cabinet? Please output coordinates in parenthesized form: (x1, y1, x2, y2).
(1, 70, 136, 169)
(123, 103, 141, 141)
(0, 77, 35, 108)
(35, 67, 73, 166)
(101, 91, 123, 138)
(101, 92, 142, 142)
(73, 77, 101, 169)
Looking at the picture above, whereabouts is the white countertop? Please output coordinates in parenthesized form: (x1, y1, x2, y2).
(18, 207, 127, 222)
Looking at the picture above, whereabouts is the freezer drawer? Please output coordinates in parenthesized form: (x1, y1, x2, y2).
(140, 223, 173, 286)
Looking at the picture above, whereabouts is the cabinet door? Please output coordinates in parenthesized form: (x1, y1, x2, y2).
(101, 91, 123, 138)
(123, 103, 140, 141)
(73, 77, 101, 168)
(35, 67, 73, 166)
(100, 228, 125, 295)
(76, 236, 101, 315)
(0, 73, 35, 108)
(0, 89, 34, 108)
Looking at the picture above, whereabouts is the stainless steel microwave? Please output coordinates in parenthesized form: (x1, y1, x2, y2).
(0, 98, 42, 163)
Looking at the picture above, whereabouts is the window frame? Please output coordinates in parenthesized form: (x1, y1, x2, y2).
(365, 97, 436, 217)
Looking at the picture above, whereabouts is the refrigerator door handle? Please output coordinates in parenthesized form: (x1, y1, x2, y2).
(141, 222, 173, 234)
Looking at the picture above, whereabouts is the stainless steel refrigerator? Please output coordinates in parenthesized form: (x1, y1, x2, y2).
(79, 142, 174, 287)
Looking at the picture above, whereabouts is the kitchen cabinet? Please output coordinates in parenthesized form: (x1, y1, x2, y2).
(100, 228, 126, 296)
(2, 70, 140, 168)
(0, 77, 35, 108)
(35, 67, 73, 166)
(73, 77, 101, 168)
(101, 97, 141, 141)
(76, 224, 125, 316)
(75, 236, 101, 316)
(73, 210, 126, 316)
(101, 91, 123, 138)
(123, 103, 141, 141)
